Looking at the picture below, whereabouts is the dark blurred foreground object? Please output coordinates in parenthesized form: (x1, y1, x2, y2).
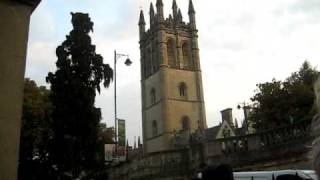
(313, 74, 320, 178)
(276, 174, 303, 180)
(0, 0, 40, 179)
(202, 164, 234, 180)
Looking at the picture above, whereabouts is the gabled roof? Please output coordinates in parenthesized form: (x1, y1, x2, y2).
(205, 120, 237, 140)
(205, 125, 221, 141)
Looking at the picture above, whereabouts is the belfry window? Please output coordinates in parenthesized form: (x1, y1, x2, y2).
(179, 82, 187, 97)
(152, 120, 158, 137)
(182, 116, 190, 131)
(150, 88, 156, 104)
(167, 39, 176, 67)
(182, 42, 191, 69)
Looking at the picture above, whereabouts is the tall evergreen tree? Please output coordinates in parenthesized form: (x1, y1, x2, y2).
(46, 13, 113, 178)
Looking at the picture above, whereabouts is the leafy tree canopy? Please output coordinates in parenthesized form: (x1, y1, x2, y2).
(19, 78, 52, 180)
(250, 61, 318, 131)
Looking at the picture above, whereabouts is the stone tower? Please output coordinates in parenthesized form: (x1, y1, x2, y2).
(139, 0, 207, 153)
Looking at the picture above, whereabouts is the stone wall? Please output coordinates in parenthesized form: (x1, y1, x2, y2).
(109, 120, 314, 179)
(108, 149, 200, 180)
(0, 1, 40, 179)
(205, 119, 313, 170)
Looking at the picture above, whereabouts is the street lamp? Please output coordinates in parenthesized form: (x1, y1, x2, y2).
(114, 50, 132, 155)
(237, 102, 251, 134)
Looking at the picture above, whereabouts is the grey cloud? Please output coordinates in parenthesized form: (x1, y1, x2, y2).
(289, 0, 320, 15)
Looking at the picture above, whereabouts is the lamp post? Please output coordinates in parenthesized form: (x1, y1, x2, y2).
(237, 102, 251, 134)
(114, 50, 132, 156)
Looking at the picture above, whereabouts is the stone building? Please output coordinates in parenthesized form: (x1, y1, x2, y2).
(0, 1, 40, 179)
(139, 0, 207, 153)
(108, 1, 316, 179)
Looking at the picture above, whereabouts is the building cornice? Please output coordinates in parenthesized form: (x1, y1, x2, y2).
(14, 0, 41, 9)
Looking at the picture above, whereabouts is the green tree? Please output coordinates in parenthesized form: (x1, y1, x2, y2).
(99, 123, 115, 144)
(46, 13, 113, 178)
(18, 78, 52, 180)
(250, 61, 318, 131)
(284, 61, 318, 121)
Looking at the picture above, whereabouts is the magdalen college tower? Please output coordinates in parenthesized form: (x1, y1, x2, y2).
(139, 0, 207, 153)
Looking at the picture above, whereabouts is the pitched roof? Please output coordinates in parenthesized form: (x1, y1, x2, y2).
(205, 125, 221, 141)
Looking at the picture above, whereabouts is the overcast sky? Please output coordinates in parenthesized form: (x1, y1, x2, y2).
(26, 0, 320, 145)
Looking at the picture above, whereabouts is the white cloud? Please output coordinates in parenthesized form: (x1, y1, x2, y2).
(26, 0, 320, 144)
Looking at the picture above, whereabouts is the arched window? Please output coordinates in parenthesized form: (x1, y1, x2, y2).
(179, 82, 187, 97)
(167, 39, 176, 67)
(182, 116, 190, 131)
(152, 120, 158, 137)
(182, 42, 191, 69)
(152, 43, 159, 73)
(150, 88, 156, 104)
(144, 48, 152, 78)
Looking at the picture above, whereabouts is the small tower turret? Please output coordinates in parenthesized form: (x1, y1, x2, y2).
(138, 136, 142, 147)
(156, 0, 164, 21)
(138, 10, 146, 40)
(172, 0, 178, 19)
(188, 0, 196, 29)
(235, 118, 239, 129)
(149, 3, 155, 26)
(177, 8, 183, 22)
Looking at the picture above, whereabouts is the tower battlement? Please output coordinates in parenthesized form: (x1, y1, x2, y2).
(139, 0, 197, 42)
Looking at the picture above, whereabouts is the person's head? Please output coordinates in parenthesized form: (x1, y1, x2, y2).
(202, 164, 234, 180)
(215, 164, 234, 180)
(201, 165, 216, 180)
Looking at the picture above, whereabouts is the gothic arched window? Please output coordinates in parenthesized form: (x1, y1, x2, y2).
(152, 43, 159, 73)
(182, 116, 190, 131)
(150, 88, 156, 104)
(179, 82, 187, 97)
(144, 48, 152, 78)
(182, 42, 191, 69)
(152, 120, 158, 137)
(167, 39, 176, 67)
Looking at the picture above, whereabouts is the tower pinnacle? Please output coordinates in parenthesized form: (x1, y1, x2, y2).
(156, 0, 163, 6)
(139, 10, 145, 25)
(188, 0, 195, 14)
(177, 8, 182, 22)
(156, 0, 164, 21)
(149, 2, 155, 25)
(139, 10, 146, 39)
(172, 0, 178, 19)
(188, 0, 196, 29)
